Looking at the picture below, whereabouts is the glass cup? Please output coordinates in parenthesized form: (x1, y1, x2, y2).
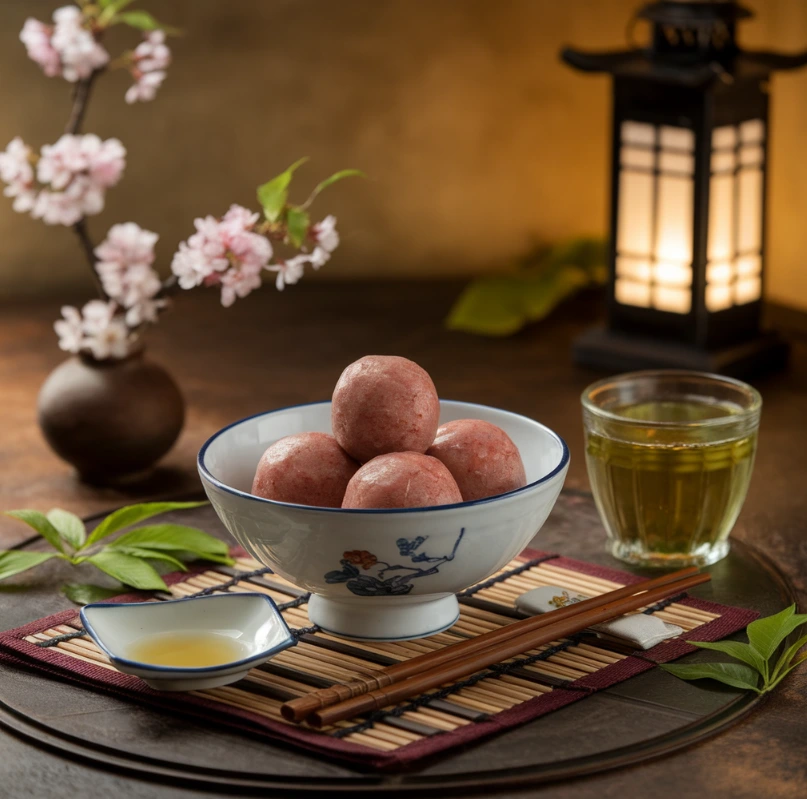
(581, 370, 761, 568)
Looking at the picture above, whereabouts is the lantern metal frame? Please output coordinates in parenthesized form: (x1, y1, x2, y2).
(562, 0, 807, 376)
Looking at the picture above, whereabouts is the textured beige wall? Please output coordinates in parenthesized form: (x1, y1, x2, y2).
(0, 0, 806, 310)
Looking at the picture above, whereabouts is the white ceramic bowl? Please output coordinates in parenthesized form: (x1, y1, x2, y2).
(81, 593, 295, 691)
(198, 400, 569, 641)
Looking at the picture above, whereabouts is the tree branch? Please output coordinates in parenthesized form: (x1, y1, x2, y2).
(65, 71, 100, 136)
(73, 219, 107, 299)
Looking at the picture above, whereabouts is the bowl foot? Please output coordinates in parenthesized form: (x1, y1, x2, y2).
(307, 594, 460, 642)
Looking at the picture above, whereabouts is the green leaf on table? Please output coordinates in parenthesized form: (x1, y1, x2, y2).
(108, 524, 229, 557)
(445, 237, 607, 337)
(115, 10, 181, 35)
(446, 268, 588, 337)
(87, 551, 167, 591)
(687, 639, 767, 675)
(0, 551, 58, 581)
(747, 604, 807, 661)
(309, 169, 366, 202)
(257, 158, 308, 223)
(660, 662, 761, 692)
(286, 206, 310, 248)
(47, 509, 86, 551)
(113, 546, 188, 572)
(771, 633, 807, 682)
(5, 510, 65, 553)
(62, 583, 123, 606)
(85, 501, 208, 547)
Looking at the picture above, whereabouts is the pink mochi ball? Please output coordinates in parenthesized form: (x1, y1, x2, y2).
(342, 452, 463, 509)
(252, 432, 359, 508)
(426, 419, 527, 502)
(331, 355, 440, 463)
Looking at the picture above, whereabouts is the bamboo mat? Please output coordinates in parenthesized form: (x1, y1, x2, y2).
(0, 548, 758, 769)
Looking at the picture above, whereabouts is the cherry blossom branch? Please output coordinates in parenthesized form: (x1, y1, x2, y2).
(64, 70, 100, 135)
(73, 218, 107, 299)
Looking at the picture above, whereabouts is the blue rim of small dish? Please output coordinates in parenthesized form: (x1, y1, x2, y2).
(80, 593, 295, 674)
(197, 398, 571, 514)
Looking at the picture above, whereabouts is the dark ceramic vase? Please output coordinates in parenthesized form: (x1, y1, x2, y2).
(37, 350, 185, 485)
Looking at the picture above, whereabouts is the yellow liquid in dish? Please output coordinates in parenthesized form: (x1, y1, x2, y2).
(127, 631, 248, 667)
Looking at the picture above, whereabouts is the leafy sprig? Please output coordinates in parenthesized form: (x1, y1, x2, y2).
(256, 159, 365, 246)
(662, 604, 807, 694)
(1, 501, 233, 603)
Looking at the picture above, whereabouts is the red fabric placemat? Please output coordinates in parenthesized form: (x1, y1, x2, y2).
(0, 548, 759, 770)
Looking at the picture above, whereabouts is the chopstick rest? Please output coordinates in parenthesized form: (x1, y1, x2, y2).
(514, 586, 683, 650)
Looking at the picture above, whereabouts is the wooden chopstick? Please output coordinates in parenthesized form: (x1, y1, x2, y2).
(308, 570, 709, 728)
(281, 565, 700, 723)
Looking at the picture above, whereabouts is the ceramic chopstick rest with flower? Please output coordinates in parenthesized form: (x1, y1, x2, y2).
(515, 586, 683, 650)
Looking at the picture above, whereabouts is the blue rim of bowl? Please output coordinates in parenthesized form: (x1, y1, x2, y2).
(80, 593, 295, 674)
(197, 399, 570, 514)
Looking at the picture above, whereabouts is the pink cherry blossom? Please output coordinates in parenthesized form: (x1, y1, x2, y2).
(50, 6, 109, 82)
(0, 138, 36, 213)
(94, 223, 163, 323)
(54, 300, 133, 360)
(30, 135, 125, 225)
(125, 71, 166, 104)
(171, 204, 273, 305)
(20, 19, 60, 78)
(311, 215, 339, 253)
(126, 31, 171, 104)
(308, 246, 330, 270)
(268, 255, 307, 291)
(54, 305, 84, 353)
(134, 31, 171, 73)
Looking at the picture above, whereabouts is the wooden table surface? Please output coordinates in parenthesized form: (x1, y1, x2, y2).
(1, 282, 806, 798)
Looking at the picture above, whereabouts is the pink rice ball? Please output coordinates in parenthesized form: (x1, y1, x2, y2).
(252, 432, 359, 508)
(426, 419, 527, 502)
(342, 452, 463, 509)
(331, 355, 440, 463)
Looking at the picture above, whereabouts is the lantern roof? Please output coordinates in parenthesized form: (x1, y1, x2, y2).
(561, 0, 807, 87)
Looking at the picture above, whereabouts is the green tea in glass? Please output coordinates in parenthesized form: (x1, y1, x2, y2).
(582, 371, 761, 568)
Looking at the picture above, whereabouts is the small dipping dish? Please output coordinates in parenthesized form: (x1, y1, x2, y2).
(80, 593, 295, 691)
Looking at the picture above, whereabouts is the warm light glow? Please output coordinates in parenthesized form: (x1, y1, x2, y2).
(617, 170, 654, 255)
(615, 121, 694, 315)
(706, 284, 733, 312)
(615, 278, 651, 307)
(705, 119, 766, 311)
(736, 276, 762, 305)
(653, 286, 691, 313)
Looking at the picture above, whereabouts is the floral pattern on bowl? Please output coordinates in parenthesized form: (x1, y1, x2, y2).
(324, 529, 465, 597)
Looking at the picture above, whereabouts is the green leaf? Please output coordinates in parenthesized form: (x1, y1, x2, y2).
(286, 206, 311, 248)
(108, 524, 229, 556)
(445, 268, 588, 337)
(772, 652, 807, 689)
(309, 169, 366, 201)
(0, 551, 58, 581)
(85, 501, 208, 547)
(62, 583, 123, 606)
(661, 662, 761, 692)
(747, 604, 807, 661)
(98, 0, 136, 18)
(47, 509, 86, 551)
(687, 639, 767, 676)
(115, 10, 181, 35)
(112, 546, 188, 572)
(257, 158, 308, 223)
(87, 551, 167, 591)
(5, 510, 65, 553)
(771, 633, 807, 682)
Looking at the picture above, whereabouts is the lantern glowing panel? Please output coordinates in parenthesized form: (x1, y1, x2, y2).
(562, 0, 805, 376)
(615, 122, 694, 315)
(705, 119, 765, 312)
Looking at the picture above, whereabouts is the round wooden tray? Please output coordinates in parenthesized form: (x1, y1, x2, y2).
(0, 492, 795, 794)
